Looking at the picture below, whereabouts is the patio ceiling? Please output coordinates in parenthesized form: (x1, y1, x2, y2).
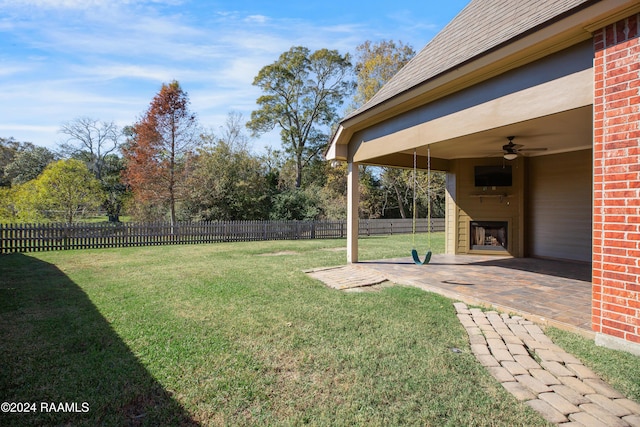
(414, 105, 593, 160)
(360, 105, 593, 170)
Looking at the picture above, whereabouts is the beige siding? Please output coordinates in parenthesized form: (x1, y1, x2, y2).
(453, 157, 525, 257)
(458, 214, 470, 252)
(527, 150, 592, 262)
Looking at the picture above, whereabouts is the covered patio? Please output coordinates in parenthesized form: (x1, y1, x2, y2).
(326, 0, 640, 352)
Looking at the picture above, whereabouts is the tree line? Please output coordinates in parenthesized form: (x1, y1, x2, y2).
(0, 41, 444, 225)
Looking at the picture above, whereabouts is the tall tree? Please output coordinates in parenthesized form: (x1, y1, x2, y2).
(58, 118, 126, 222)
(247, 46, 354, 188)
(59, 117, 121, 181)
(122, 81, 198, 225)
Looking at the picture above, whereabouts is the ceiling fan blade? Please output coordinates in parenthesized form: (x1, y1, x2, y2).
(502, 141, 523, 151)
(519, 148, 548, 152)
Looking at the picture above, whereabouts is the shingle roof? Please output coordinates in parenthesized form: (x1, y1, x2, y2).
(344, 0, 593, 121)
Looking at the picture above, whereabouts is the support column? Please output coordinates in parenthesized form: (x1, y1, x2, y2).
(347, 161, 359, 263)
(445, 171, 457, 255)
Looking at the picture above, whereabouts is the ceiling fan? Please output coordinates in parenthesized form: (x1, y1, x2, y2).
(502, 136, 547, 160)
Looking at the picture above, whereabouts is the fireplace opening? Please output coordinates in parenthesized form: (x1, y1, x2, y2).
(470, 221, 508, 252)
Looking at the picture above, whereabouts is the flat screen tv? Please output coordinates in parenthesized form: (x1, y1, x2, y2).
(474, 165, 512, 187)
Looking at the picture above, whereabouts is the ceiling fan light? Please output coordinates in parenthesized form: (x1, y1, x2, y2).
(503, 152, 518, 160)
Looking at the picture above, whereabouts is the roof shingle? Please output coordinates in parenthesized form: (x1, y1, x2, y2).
(345, 0, 593, 120)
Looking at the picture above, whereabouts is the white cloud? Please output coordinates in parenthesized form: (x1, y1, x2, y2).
(71, 63, 184, 83)
(1, 0, 114, 9)
(245, 14, 268, 24)
(2, 0, 440, 151)
(216, 56, 265, 87)
(0, 124, 59, 133)
(0, 0, 182, 9)
(0, 66, 31, 77)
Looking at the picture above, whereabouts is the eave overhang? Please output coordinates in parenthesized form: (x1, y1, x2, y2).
(326, 0, 640, 163)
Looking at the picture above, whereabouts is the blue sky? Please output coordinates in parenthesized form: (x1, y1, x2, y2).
(0, 0, 469, 153)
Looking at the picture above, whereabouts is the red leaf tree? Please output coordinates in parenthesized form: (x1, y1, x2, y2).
(123, 81, 198, 225)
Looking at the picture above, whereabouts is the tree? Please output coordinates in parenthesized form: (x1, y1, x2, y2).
(122, 81, 199, 225)
(59, 117, 122, 181)
(100, 154, 129, 222)
(4, 144, 57, 185)
(34, 159, 105, 223)
(185, 143, 270, 221)
(0, 187, 18, 222)
(247, 46, 354, 188)
(316, 161, 347, 219)
(352, 40, 415, 109)
(58, 118, 127, 222)
(3, 181, 44, 223)
(218, 111, 249, 151)
(184, 116, 271, 221)
(270, 188, 319, 220)
(0, 137, 20, 187)
(358, 166, 385, 219)
(380, 168, 411, 219)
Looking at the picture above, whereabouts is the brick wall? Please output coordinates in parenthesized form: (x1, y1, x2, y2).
(592, 13, 640, 344)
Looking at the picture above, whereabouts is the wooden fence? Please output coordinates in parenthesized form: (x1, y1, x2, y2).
(0, 218, 444, 254)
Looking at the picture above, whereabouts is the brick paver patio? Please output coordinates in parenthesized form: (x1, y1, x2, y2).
(357, 254, 593, 336)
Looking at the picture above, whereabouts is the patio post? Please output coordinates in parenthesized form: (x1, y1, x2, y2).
(347, 161, 359, 263)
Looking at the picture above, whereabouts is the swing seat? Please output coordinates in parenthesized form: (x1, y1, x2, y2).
(411, 249, 432, 265)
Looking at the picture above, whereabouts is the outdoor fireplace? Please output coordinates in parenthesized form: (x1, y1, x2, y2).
(470, 221, 508, 252)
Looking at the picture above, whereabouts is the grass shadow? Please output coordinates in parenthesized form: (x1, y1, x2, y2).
(0, 253, 198, 426)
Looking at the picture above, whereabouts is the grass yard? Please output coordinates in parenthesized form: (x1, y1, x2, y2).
(0, 233, 636, 426)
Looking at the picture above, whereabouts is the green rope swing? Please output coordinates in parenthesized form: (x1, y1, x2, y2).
(411, 147, 432, 265)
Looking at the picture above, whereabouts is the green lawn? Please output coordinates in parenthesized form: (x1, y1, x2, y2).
(0, 233, 635, 426)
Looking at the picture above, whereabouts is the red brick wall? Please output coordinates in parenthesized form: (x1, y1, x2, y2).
(592, 13, 640, 344)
